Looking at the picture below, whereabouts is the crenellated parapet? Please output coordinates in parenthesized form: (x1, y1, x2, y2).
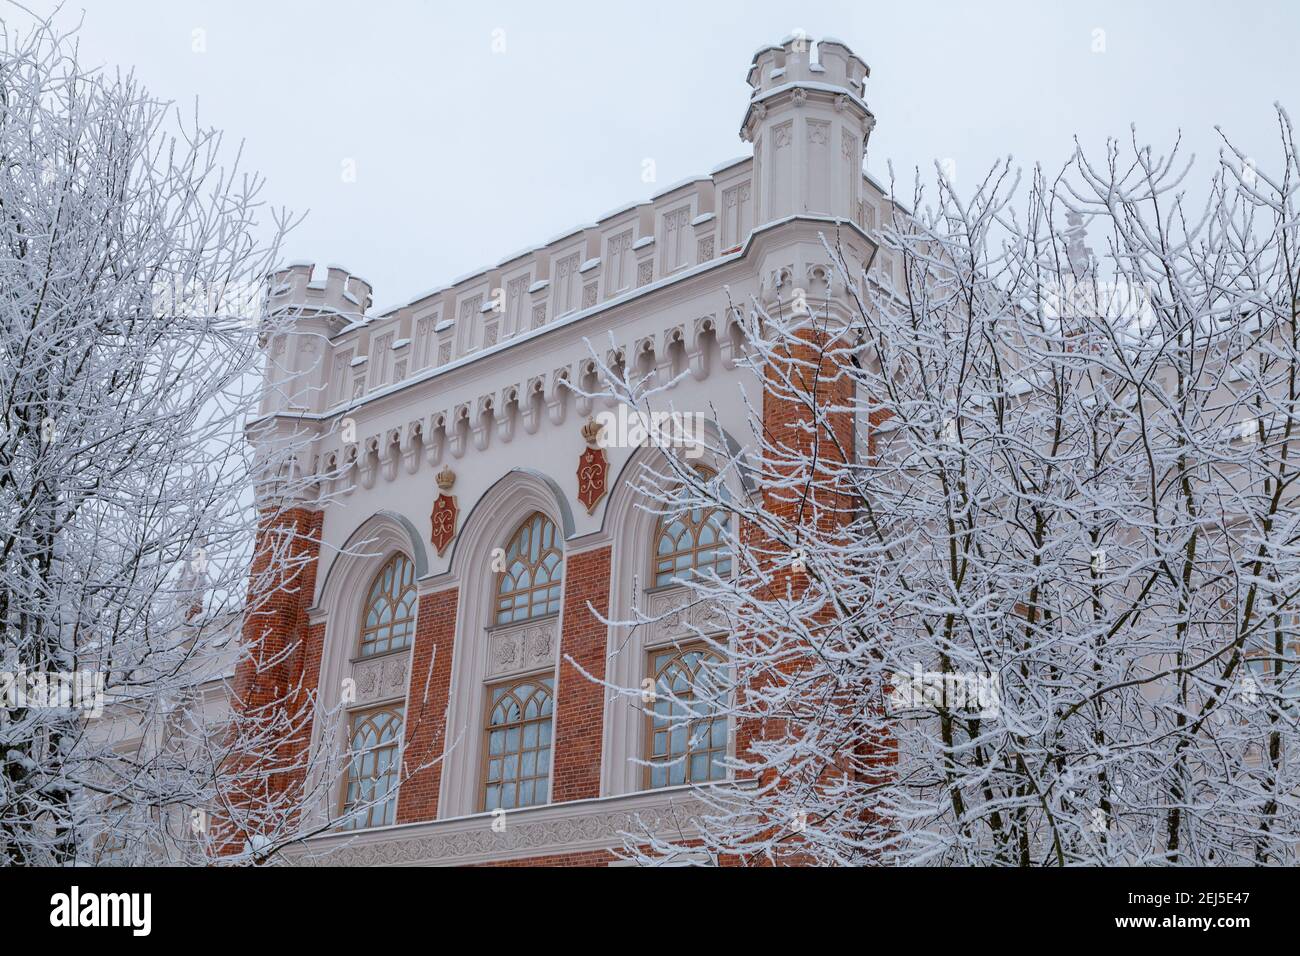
(745, 34, 870, 100)
(267, 262, 373, 331)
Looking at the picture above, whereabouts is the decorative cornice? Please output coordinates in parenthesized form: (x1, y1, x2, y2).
(251, 214, 865, 432)
(277, 218, 876, 497)
(287, 787, 719, 866)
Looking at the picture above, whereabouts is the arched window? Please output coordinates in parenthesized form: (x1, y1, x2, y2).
(341, 706, 404, 828)
(653, 501, 731, 588)
(483, 678, 554, 810)
(359, 553, 417, 657)
(646, 645, 727, 788)
(495, 512, 563, 625)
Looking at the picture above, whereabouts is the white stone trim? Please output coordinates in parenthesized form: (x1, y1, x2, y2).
(289, 785, 716, 866)
(598, 446, 740, 797)
(303, 515, 419, 829)
(438, 473, 568, 818)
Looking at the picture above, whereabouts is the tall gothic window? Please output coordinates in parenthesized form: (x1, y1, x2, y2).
(483, 678, 554, 811)
(646, 645, 727, 788)
(359, 553, 417, 657)
(341, 706, 404, 828)
(653, 501, 731, 588)
(495, 512, 563, 625)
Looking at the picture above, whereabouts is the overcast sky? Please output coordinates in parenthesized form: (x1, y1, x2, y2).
(28, 0, 1300, 311)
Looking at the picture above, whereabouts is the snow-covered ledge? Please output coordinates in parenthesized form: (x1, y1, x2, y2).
(285, 784, 730, 866)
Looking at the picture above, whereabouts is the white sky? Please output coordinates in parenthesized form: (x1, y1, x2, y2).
(31, 0, 1300, 311)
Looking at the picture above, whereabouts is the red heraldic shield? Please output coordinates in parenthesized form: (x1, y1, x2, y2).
(430, 494, 458, 556)
(577, 446, 609, 514)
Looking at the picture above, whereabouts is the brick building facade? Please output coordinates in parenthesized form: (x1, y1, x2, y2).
(239, 34, 890, 865)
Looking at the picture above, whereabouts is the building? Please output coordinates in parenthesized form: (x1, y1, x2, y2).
(82, 608, 242, 865)
(239, 34, 888, 866)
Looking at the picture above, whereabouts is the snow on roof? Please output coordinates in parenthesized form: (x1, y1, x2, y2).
(711, 156, 751, 174)
(650, 175, 710, 201)
(496, 244, 544, 267)
(450, 268, 490, 287)
(545, 223, 596, 246)
(353, 157, 755, 332)
(594, 200, 645, 221)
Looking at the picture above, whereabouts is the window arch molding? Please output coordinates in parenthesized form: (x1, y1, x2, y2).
(441, 467, 574, 574)
(305, 511, 426, 829)
(599, 444, 741, 798)
(437, 469, 572, 819)
(314, 509, 429, 606)
(589, 417, 754, 537)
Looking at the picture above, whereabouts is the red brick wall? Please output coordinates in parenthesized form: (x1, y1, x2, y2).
(233, 507, 324, 709)
(276, 618, 326, 799)
(734, 329, 858, 789)
(744, 322, 895, 855)
(396, 586, 459, 823)
(550, 546, 612, 803)
(222, 506, 324, 851)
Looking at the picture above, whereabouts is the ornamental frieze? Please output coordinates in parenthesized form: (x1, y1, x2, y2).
(487, 618, 558, 679)
(644, 588, 728, 640)
(351, 652, 410, 706)
(293, 792, 713, 867)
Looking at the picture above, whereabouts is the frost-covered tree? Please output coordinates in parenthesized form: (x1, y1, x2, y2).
(605, 110, 1300, 865)
(0, 11, 329, 864)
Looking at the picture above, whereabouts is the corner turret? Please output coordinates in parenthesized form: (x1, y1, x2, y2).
(260, 262, 373, 415)
(741, 35, 876, 225)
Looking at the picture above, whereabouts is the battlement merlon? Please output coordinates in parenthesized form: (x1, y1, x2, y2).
(266, 262, 374, 333)
(745, 34, 869, 97)
(742, 35, 873, 140)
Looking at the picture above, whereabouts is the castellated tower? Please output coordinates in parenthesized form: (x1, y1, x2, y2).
(742, 35, 875, 226)
(261, 263, 373, 416)
(223, 263, 372, 852)
(737, 37, 879, 811)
